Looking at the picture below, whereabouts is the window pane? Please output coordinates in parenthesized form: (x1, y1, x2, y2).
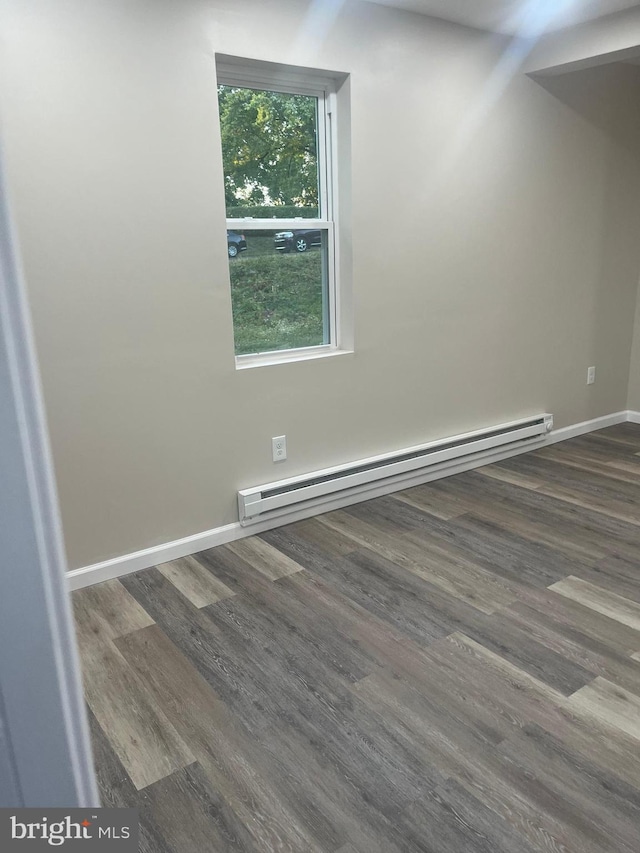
(218, 85, 319, 219)
(227, 228, 329, 356)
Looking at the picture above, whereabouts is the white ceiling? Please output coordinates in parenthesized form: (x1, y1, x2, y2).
(363, 0, 640, 35)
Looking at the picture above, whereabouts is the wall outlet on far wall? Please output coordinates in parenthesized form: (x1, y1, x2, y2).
(587, 366, 596, 385)
(272, 435, 287, 462)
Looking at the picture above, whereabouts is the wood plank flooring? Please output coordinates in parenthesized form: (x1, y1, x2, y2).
(73, 423, 640, 852)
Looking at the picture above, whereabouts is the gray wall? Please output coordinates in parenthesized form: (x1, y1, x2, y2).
(1, 0, 640, 570)
(628, 279, 640, 409)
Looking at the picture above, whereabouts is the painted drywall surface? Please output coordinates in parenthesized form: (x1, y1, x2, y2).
(628, 277, 640, 409)
(1, 0, 639, 569)
(526, 5, 640, 74)
(540, 63, 640, 416)
(598, 66, 640, 414)
(598, 149, 640, 414)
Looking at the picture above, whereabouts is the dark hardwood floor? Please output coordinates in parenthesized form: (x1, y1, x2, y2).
(73, 423, 640, 852)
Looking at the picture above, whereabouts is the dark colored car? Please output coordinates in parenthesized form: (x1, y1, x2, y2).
(227, 230, 247, 258)
(274, 229, 322, 253)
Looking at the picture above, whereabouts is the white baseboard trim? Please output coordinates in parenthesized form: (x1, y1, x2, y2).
(67, 409, 635, 590)
(66, 522, 244, 591)
(545, 410, 628, 443)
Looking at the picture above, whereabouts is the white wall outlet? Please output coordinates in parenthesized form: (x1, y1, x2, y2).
(587, 366, 596, 385)
(272, 435, 287, 462)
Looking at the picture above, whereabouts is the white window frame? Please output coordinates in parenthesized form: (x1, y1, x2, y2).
(216, 56, 343, 368)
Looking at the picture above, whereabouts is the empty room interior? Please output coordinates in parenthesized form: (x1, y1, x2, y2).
(4, 0, 640, 849)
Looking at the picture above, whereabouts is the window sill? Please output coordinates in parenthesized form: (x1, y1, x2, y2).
(235, 346, 353, 370)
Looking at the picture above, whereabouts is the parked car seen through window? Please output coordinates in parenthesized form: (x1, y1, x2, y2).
(227, 230, 247, 258)
(274, 229, 322, 253)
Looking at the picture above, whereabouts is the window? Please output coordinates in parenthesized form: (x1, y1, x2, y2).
(216, 56, 344, 365)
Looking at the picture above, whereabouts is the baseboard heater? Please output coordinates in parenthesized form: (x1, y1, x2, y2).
(238, 413, 553, 526)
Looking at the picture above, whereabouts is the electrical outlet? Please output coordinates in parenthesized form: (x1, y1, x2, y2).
(272, 435, 287, 462)
(587, 366, 596, 385)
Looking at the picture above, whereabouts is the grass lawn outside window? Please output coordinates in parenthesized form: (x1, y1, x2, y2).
(228, 235, 324, 356)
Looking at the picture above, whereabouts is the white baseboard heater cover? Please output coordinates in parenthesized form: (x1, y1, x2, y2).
(238, 413, 553, 526)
